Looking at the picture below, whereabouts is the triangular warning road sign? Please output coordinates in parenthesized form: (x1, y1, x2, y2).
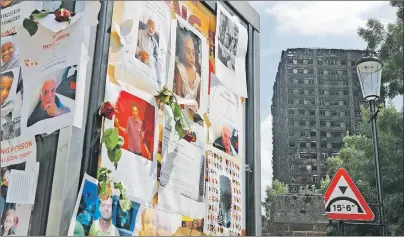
(324, 168, 374, 221)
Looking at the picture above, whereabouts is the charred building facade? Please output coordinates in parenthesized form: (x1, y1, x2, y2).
(271, 48, 372, 192)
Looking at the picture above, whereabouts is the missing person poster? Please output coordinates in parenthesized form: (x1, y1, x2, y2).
(101, 81, 159, 202)
(68, 173, 145, 236)
(1, 1, 43, 37)
(167, 16, 209, 115)
(214, 3, 248, 98)
(208, 73, 242, 157)
(0, 162, 34, 236)
(157, 104, 206, 219)
(205, 147, 242, 236)
(112, 1, 172, 90)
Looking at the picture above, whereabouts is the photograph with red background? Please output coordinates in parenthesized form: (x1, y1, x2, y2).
(114, 90, 155, 161)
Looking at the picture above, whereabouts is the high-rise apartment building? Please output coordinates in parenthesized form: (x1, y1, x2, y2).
(271, 48, 376, 193)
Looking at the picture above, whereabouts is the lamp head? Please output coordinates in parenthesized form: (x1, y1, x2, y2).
(355, 52, 383, 101)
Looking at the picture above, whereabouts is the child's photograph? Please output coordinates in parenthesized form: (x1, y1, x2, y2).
(173, 19, 203, 110)
(1, 68, 21, 141)
(114, 90, 156, 161)
(25, 65, 77, 128)
(1, 34, 19, 72)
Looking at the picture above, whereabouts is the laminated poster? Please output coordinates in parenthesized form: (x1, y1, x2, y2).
(204, 147, 242, 236)
(167, 16, 209, 116)
(214, 3, 248, 98)
(113, 1, 172, 90)
(101, 81, 159, 203)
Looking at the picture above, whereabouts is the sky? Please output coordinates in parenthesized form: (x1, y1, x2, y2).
(248, 1, 402, 203)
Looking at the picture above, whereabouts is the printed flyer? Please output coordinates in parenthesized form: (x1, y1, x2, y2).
(111, 1, 172, 90)
(204, 147, 242, 236)
(0, 162, 34, 236)
(167, 16, 209, 115)
(68, 173, 146, 236)
(16, 3, 99, 135)
(208, 73, 242, 157)
(157, 104, 206, 219)
(101, 81, 159, 203)
(214, 3, 248, 98)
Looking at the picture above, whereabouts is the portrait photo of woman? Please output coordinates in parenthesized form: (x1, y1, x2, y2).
(0, 209, 16, 236)
(1, 35, 19, 72)
(173, 22, 203, 111)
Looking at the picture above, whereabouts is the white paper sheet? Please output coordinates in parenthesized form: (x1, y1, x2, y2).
(115, 1, 172, 90)
(101, 81, 159, 202)
(0, 1, 43, 36)
(167, 16, 209, 115)
(214, 3, 248, 98)
(5, 162, 39, 205)
(157, 105, 206, 218)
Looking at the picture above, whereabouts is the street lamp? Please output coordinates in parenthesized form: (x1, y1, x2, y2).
(355, 52, 386, 236)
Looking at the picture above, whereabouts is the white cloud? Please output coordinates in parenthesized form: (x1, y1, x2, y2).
(261, 114, 273, 202)
(265, 1, 396, 36)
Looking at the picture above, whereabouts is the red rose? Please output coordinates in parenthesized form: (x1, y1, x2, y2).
(183, 130, 197, 143)
(99, 101, 116, 120)
(54, 8, 74, 22)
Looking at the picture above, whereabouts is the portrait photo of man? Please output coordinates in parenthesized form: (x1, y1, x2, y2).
(136, 14, 159, 67)
(213, 125, 237, 156)
(27, 79, 71, 127)
(88, 196, 119, 236)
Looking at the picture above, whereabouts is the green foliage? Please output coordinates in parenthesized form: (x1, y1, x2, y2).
(320, 176, 331, 194)
(155, 86, 201, 141)
(262, 180, 287, 220)
(22, 19, 38, 36)
(357, 2, 403, 97)
(326, 106, 403, 235)
(101, 128, 123, 169)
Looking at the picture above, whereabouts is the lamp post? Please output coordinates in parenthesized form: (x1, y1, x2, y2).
(355, 52, 386, 236)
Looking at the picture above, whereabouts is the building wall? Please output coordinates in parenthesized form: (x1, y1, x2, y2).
(272, 48, 370, 191)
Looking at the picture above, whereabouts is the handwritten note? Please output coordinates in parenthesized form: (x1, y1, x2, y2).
(6, 163, 39, 204)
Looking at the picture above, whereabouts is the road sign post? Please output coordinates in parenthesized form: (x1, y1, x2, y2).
(324, 168, 374, 221)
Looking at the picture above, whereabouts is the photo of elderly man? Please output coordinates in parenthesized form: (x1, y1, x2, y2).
(213, 125, 237, 156)
(136, 14, 159, 67)
(27, 79, 70, 127)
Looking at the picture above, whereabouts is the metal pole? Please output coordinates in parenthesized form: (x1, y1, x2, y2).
(369, 100, 386, 236)
(339, 220, 344, 236)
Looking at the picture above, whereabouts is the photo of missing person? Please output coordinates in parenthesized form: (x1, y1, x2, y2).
(212, 124, 239, 156)
(26, 65, 77, 127)
(181, 217, 204, 233)
(74, 179, 141, 236)
(1, 69, 21, 141)
(218, 175, 232, 229)
(1, 35, 19, 72)
(114, 90, 155, 161)
(0, 162, 26, 236)
(217, 11, 238, 72)
(137, 208, 156, 236)
(0, 0, 21, 9)
(173, 20, 202, 111)
(136, 12, 160, 68)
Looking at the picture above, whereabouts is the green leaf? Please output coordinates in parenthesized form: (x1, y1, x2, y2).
(175, 120, 185, 138)
(98, 181, 106, 195)
(104, 128, 119, 150)
(117, 136, 124, 148)
(119, 199, 132, 212)
(23, 19, 38, 36)
(107, 147, 122, 169)
(173, 104, 182, 121)
(101, 128, 114, 143)
(32, 12, 51, 20)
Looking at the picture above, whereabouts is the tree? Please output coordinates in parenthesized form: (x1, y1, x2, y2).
(357, 2, 403, 98)
(261, 180, 288, 234)
(324, 106, 404, 235)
